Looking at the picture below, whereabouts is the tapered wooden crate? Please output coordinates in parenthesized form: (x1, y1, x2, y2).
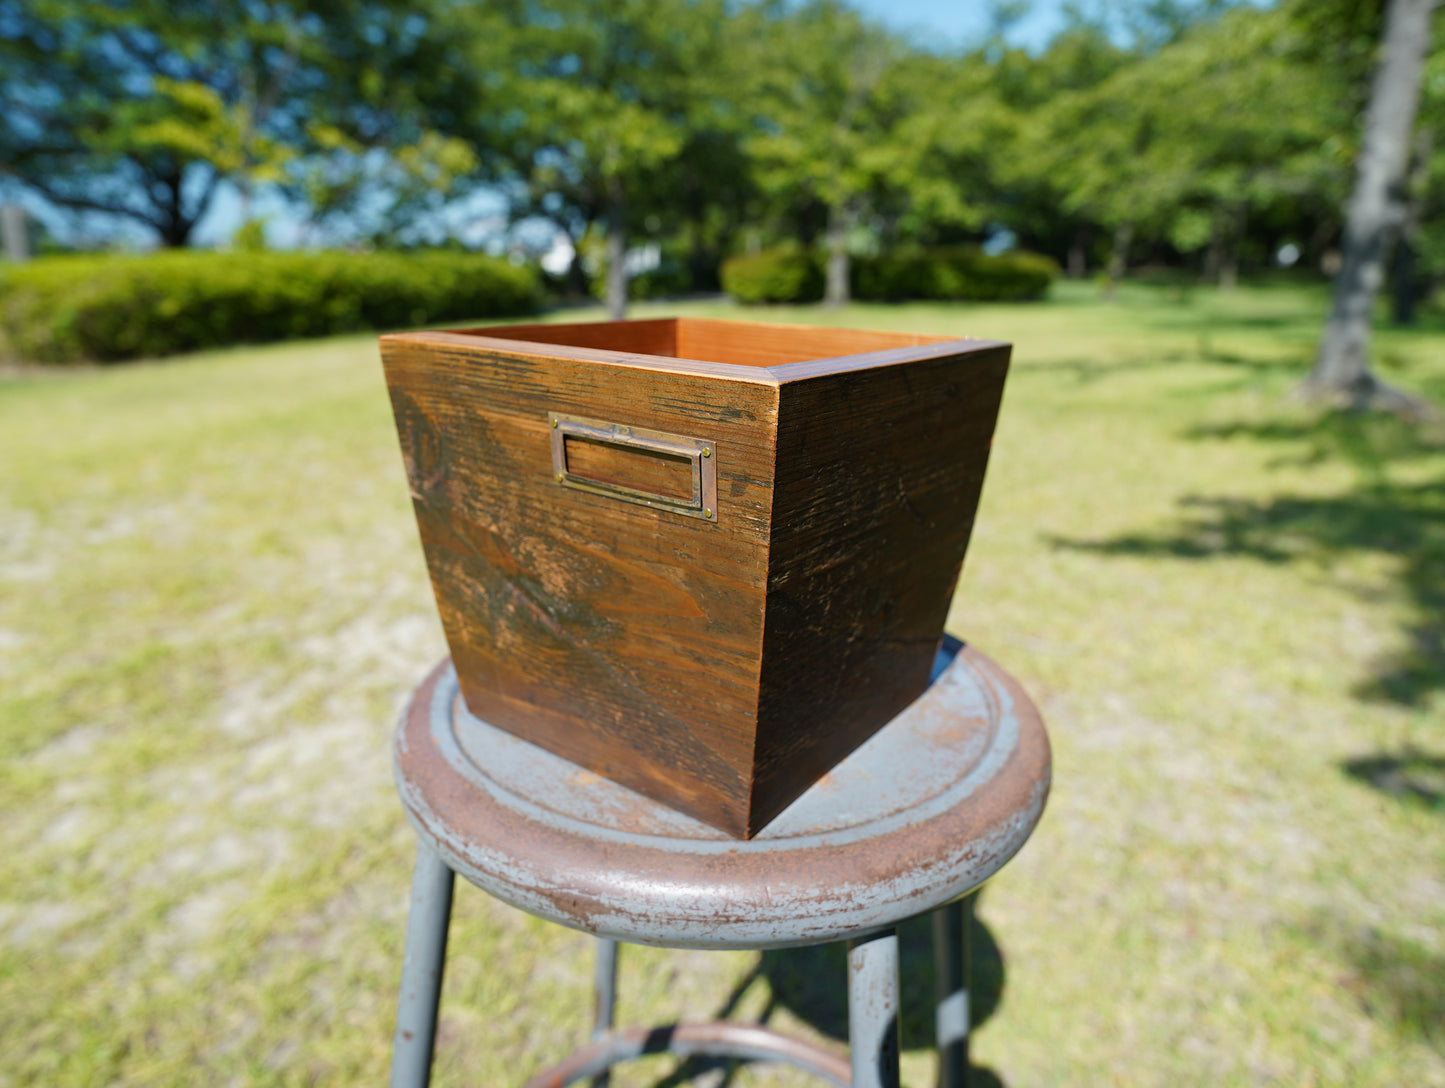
(380, 317, 1010, 838)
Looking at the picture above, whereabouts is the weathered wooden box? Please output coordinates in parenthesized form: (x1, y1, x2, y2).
(380, 317, 1010, 837)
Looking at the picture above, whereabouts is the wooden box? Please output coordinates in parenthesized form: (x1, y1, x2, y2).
(380, 317, 1010, 838)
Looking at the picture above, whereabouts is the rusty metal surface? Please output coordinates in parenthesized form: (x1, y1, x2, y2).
(389, 845, 454, 1088)
(933, 897, 972, 1088)
(590, 938, 617, 1088)
(518, 1021, 851, 1088)
(393, 641, 1050, 950)
(848, 928, 902, 1088)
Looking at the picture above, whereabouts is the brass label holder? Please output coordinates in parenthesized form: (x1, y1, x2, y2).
(550, 413, 718, 521)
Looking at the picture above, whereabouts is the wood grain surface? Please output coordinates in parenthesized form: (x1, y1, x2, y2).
(380, 318, 1010, 837)
(751, 345, 1011, 832)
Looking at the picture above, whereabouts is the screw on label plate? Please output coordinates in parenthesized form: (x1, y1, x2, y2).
(552, 419, 559, 428)
(705, 508, 713, 518)
(556, 473, 564, 482)
(702, 447, 711, 458)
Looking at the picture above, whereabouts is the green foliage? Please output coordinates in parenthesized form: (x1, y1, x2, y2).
(0, 250, 541, 364)
(742, 2, 911, 219)
(6, 0, 1441, 306)
(231, 220, 269, 253)
(735, 0, 999, 300)
(464, 0, 734, 307)
(0, 0, 475, 246)
(1011, 3, 1364, 281)
(628, 258, 695, 301)
(586, 255, 694, 302)
(720, 245, 1059, 303)
(719, 248, 825, 304)
(852, 247, 1059, 302)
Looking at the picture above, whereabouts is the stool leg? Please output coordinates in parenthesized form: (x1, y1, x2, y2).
(933, 895, 973, 1088)
(847, 927, 901, 1088)
(590, 937, 619, 1088)
(390, 843, 455, 1088)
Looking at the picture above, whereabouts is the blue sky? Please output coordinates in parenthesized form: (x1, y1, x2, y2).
(848, 0, 1070, 52)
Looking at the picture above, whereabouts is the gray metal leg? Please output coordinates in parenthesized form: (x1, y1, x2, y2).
(933, 895, 974, 1088)
(847, 927, 901, 1088)
(590, 938, 619, 1088)
(390, 843, 455, 1088)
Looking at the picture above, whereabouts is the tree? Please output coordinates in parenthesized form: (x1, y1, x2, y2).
(1003, 3, 1353, 287)
(1397, 44, 1445, 320)
(1130, 7, 1346, 289)
(1020, 51, 1183, 294)
(742, 0, 917, 305)
(1303, 0, 1441, 416)
(474, 0, 724, 318)
(990, 22, 1134, 274)
(284, 128, 480, 247)
(0, 0, 469, 247)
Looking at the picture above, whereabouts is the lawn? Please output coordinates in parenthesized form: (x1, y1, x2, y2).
(1, 280, 1442, 1087)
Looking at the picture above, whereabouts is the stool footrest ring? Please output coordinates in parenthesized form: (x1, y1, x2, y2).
(520, 1021, 851, 1087)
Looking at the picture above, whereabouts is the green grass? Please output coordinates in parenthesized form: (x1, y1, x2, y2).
(1, 279, 1442, 1087)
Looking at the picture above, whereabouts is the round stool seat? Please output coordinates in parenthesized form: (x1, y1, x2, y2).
(394, 641, 1050, 950)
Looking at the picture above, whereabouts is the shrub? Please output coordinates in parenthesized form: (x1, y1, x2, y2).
(586, 253, 695, 302)
(629, 257, 695, 300)
(0, 249, 543, 364)
(720, 248, 825, 304)
(719, 245, 1057, 305)
(851, 247, 1058, 302)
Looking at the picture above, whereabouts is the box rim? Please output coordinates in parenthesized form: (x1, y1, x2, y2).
(381, 321, 1009, 386)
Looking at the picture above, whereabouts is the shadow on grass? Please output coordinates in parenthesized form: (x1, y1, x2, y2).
(1024, 348, 1306, 391)
(1186, 411, 1445, 471)
(1342, 749, 1445, 811)
(656, 896, 1006, 1087)
(1052, 411, 1445, 708)
(1344, 931, 1445, 1052)
(1291, 914, 1445, 1053)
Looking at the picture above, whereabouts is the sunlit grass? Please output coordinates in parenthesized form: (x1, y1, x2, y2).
(1, 280, 1441, 1086)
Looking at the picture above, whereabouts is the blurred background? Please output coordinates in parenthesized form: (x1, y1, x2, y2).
(2, 0, 1443, 335)
(1, 2, 1442, 1086)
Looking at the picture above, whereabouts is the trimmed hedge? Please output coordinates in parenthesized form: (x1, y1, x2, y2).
(586, 256, 695, 302)
(720, 245, 1057, 304)
(719, 249, 825, 304)
(0, 249, 543, 364)
(853, 246, 1058, 302)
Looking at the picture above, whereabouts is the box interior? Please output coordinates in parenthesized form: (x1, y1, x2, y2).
(451, 317, 946, 370)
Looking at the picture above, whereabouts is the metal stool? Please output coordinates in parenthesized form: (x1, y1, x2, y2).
(388, 639, 1050, 1087)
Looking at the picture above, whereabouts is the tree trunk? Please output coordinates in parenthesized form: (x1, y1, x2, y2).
(687, 217, 710, 294)
(1219, 255, 1238, 293)
(1303, 0, 1439, 417)
(1203, 209, 1223, 284)
(824, 204, 850, 308)
(566, 245, 591, 301)
(1, 204, 29, 263)
(1219, 204, 1246, 292)
(1103, 221, 1133, 300)
(605, 181, 628, 321)
(1393, 238, 1417, 325)
(1067, 228, 1087, 278)
(1392, 124, 1432, 325)
(238, 174, 254, 230)
(160, 170, 192, 248)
